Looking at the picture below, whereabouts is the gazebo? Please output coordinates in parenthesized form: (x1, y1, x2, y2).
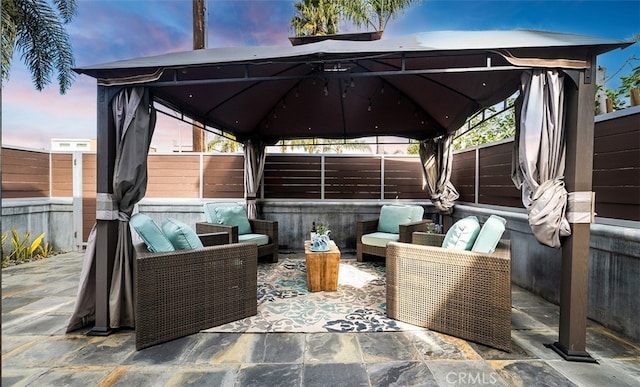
(69, 30, 630, 362)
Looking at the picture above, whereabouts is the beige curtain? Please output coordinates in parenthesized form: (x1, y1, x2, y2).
(512, 69, 571, 248)
(419, 134, 459, 214)
(244, 138, 266, 219)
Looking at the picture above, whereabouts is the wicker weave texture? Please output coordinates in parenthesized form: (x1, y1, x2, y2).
(196, 220, 279, 263)
(134, 241, 258, 350)
(386, 239, 511, 351)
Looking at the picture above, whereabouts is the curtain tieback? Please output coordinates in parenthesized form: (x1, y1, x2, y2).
(567, 191, 595, 223)
(96, 193, 119, 220)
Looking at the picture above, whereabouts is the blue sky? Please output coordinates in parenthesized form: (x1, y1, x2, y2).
(3, 0, 639, 151)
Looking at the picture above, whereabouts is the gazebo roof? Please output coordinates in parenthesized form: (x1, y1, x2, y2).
(75, 30, 630, 142)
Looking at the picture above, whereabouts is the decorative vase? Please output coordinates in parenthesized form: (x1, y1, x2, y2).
(310, 233, 331, 251)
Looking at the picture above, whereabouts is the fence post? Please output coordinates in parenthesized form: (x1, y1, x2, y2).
(199, 153, 204, 199)
(475, 148, 480, 204)
(72, 152, 84, 250)
(321, 155, 325, 200)
(380, 155, 385, 200)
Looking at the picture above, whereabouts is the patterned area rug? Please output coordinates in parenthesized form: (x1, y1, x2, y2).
(202, 258, 421, 333)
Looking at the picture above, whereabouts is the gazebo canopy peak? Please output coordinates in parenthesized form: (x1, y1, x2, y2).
(75, 29, 630, 143)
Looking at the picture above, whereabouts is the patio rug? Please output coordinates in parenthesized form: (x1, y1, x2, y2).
(202, 258, 421, 333)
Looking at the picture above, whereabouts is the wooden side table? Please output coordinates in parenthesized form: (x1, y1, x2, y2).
(304, 240, 340, 292)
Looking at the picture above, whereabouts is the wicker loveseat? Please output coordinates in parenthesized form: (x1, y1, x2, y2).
(196, 202, 278, 263)
(134, 233, 258, 350)
(386, 232, 512, 351)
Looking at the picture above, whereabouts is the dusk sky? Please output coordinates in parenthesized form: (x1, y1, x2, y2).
(3, 0, 639, 152)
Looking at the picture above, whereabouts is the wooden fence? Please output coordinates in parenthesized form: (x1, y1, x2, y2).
(3, 108, 638, 241)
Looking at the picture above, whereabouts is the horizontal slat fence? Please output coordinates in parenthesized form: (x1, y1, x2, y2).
(478, 142, 521, 207)
(1, 148, 50, 198)
(203, 155, 244, 198)
(82, 154, 97, 241)
(146, 155, 200, 198)
(51, 154, 73, 197)
(450, 150, 476, 203)
(592, 112, 640, 220)
(383, 157, 426, 200)
(325, 157, 381, 199)
(3, 108, 639, 243)
(264, 155, 321, 199)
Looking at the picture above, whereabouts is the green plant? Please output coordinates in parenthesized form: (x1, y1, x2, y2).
(606, 88, 625, 111)
(316, 223, 329, 235)
(9, 228, 30, 263)
(1, 232, 8, 266)
(36, 241, 53, 258)
(2, 229, 49, 267)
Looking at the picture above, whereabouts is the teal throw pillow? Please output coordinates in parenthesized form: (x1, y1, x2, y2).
(162, 218, 204, 250)
(471, 215, 506, 253)
(409, 205, 425, 222)
(441, 216, 481, 251)
(377, 205, 414, 234)
(203, 202, 241, 223)
(130, 213, 175, 253)
(215, 205, 252, 235)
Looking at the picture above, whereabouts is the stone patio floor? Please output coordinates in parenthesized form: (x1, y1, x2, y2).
(2, 250, 640, 386)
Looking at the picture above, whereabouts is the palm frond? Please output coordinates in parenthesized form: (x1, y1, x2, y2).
(11, 0, 76, 93)
(2, 1, 18, 82)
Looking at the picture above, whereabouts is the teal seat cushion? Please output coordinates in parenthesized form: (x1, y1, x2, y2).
(471, 215, 507, 253)
(130, 213, 175, 253)
(362, 232, 400, 248)
(239, 233, 269, 246)
(442, 216, 481, 251)
(203, 202, 241, 223)
(162, 218, 204, 250)
(377, 205, 415, 234)
(214, 205, 252, 235)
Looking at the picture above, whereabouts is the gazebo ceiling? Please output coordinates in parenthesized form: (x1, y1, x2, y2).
(75, 30, 630, 143)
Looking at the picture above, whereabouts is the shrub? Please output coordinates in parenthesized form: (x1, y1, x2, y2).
(1, 229, 54, 268)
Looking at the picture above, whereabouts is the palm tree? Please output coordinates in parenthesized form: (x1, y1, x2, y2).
(291, 0, 339, 37)
(2, 0, 77, 94)
(339, 0, 418, 32)
(278, 138, 372, 154)
(207, 134, 242, 153)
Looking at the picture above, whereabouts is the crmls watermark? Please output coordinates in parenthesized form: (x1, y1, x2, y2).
(445, 371, 500, 385)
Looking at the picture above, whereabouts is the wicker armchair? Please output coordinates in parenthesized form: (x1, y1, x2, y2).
(386, 232, 512, 351)
(356, 205, 430, 261)
(196, 219, 278, 263)
(134, 233, 258, 350)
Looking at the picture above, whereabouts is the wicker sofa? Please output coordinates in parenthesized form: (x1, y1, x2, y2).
(386, 232, 512, 351)
(134, 233, 258, 350)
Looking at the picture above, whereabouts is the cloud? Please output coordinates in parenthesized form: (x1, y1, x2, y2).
(207, 1, 293, 46)
(70, 1, 193, 65)
(3, 0, 638, 151)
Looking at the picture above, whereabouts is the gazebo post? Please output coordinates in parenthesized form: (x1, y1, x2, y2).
(89, 85, 119, 336)
(549, 60, 597, 362)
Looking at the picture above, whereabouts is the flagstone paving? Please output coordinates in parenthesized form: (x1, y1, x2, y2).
(2, 251, 640, 386)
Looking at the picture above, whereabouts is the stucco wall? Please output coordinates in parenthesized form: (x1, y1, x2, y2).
(3, 198, 638, 343)
(2, 198, 75, 253)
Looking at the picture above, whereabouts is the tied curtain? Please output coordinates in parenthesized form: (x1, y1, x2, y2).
(67, 87, 156, 332)
(244, 138, 266, 219)
(512, 69, 571, 248)
(419, 134, 459, 214)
